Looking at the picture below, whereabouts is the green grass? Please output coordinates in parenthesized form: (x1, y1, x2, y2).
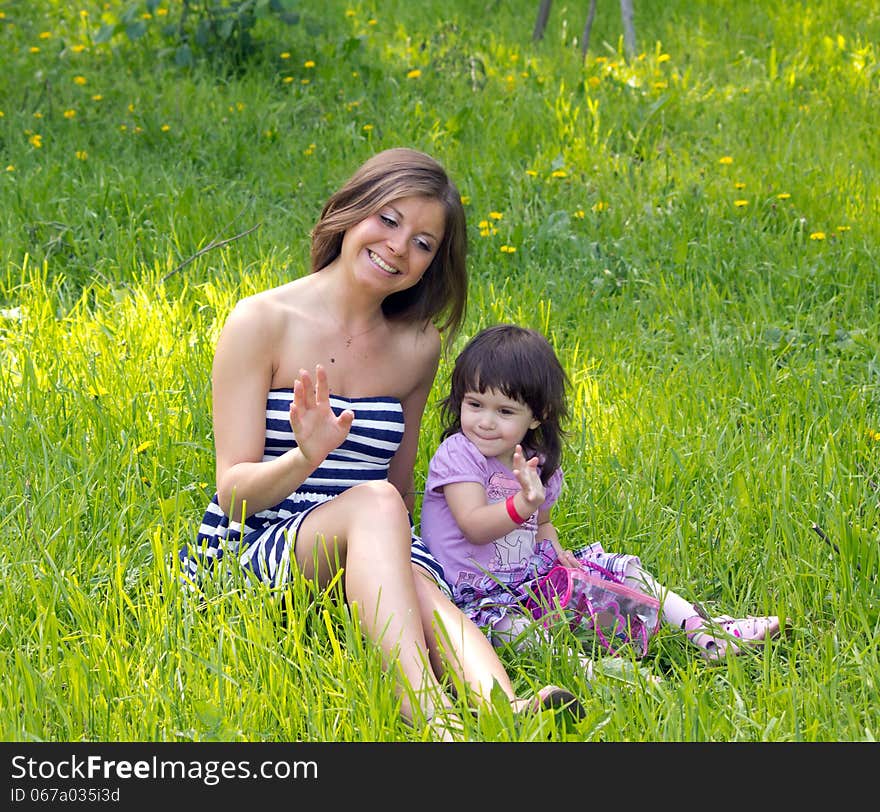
(1, 0, 878, 741)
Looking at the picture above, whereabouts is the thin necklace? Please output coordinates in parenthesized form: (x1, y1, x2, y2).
(332, 314, 385, 348)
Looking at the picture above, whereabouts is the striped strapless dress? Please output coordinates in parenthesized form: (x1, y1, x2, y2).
(178, 389, 448, 593)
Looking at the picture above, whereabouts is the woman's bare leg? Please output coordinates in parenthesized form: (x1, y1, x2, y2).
(294, 481, 454, 727)
(414, 571, 585, 715)
(412, 568, 517, 705)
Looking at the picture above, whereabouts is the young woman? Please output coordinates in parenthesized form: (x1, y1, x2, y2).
(421, 324, 783, 662)
(178, 151, 579, 738)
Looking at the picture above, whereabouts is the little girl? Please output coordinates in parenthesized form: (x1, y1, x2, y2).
(420, 324, 783, 661)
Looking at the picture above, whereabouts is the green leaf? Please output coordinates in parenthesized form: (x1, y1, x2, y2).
(94, 23, 119, 44)
(125, 21, 148, 41)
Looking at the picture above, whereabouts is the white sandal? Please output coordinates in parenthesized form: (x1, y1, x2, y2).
(683, 614, 782, 661)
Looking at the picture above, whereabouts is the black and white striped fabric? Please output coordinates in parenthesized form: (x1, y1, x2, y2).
(179, 389, 449, 593)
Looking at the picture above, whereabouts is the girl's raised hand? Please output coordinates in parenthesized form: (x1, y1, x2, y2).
(289, 364, 354, 466)
(512, 444, 546, 512)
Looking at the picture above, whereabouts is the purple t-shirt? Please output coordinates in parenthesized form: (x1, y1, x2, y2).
(421, 432, 563, 595)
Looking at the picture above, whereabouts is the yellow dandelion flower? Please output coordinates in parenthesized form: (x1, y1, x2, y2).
(39, 31, 52, 39)
(652, 81, 668, 89)
(478, 220, 489, 229)
(719, 156, 733, 165)
(79, 10, 88, 17)
(120, 124, 127, 131)
(304, 60, 315, 68)
(345, 9, 356, 17)
(574, 209, 585, 219)
(362, 124, 373, 132)
(6, 165, 14, 172)
(551, 169, 568, 178)
(734, 182, 746, 189)
(281, 52, 290, 59)
(63, 109, 76, 119)
(91, 94, 103, 102)
(33, 112, 43, 119)
(837, 226, 851, 232)
(407, 69, 421, 79)
(30, 47, 40, 54)
(479, 229, 490, 238)
(489, 212, 503, 221)
(301, 78, 310, 85)
(460, 195, 470, 205)
(734, 199, 749, 207)
(500, 245, 516, 254)
(776, 193, 791, 200)
(73, 75, 86, 85)
(283, 76, 294, 83)
(161, 124, 170, 132)
(157, 7, 168, 15)
(135, 440, 154, 454)
(525, 169, 538, 177)
(592, 201, 608, 212)
(29, 133, 42, 148)
(75, 150, 87, 160)
(657, 53, 670, 63)
(72, 44, 85, 53)
(88, 384, 107, 397)
(141, 12, 152, 19)
(809, 232, 825, 240)
(368, 19, 377, 25)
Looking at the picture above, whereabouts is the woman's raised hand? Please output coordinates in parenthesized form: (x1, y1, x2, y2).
(289, 365, 355, 466)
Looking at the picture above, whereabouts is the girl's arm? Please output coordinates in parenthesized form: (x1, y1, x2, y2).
(442, 443, 546, 544)
(537, 509, 579, 567)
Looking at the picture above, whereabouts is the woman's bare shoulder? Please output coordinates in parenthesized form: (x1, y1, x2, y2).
(224, 281, 305, 334)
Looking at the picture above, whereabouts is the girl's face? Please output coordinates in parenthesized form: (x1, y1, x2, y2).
(460, 387, 540, 469)
(340, 195, 445, 295)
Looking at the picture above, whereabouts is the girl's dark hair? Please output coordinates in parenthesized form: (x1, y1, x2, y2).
(439, 324, 569, 483)
(310, 147, 468, 343)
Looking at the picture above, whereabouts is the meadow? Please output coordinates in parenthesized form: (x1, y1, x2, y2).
(1, 0, 878, 742)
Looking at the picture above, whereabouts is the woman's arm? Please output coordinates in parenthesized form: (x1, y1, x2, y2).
(211, 298, 335, 518)
(388, 326, 441, 513)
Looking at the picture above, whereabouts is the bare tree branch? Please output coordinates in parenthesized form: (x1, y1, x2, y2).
(162, 222, 261, 281)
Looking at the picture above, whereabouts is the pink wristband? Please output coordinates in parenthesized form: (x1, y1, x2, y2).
(505, 494, 527, 525)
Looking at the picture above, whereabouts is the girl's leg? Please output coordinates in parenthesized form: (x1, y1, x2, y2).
(295, 481, 456, 729)
(625, 565, 781, 659)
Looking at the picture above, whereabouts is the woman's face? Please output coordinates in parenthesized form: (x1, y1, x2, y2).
(340, 195, 446, 294)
